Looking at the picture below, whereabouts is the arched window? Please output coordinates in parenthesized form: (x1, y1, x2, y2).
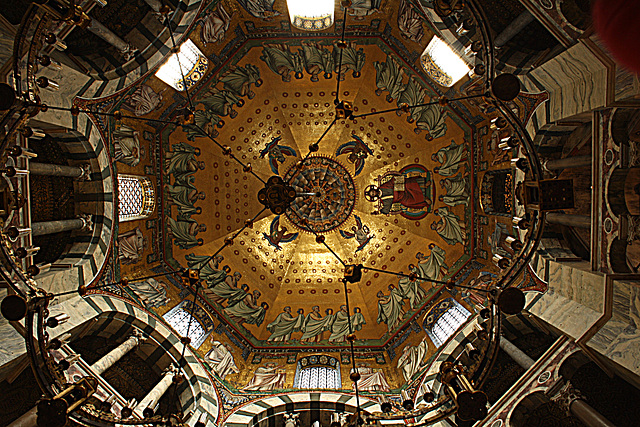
(163, 300, 210, 348)
(423, 298, 471, 347)
(118, 175, 155, 222)
(155, 39, 209, 91)
(420, 36, 470, 87)
(293, 355, 341, 389)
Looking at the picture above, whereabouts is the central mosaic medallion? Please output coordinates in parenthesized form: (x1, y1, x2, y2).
(283, 156, 356, 233)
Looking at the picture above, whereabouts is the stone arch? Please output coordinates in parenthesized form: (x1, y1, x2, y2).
(71, 294, 220, 425)
(608, 237, 632, 273)
(609, 108, 639, 147)
(223, 391, 382, 427)
(26, 126, 115, 297)
(508, 391, 553, 427)
(558, 0, 591, 32)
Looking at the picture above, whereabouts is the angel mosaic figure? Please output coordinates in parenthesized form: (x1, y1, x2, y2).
(335, 135, 373, 176)
(262, 215, 298, 250)
(339, 214, 374, 253)
(259, 136, 297, 174)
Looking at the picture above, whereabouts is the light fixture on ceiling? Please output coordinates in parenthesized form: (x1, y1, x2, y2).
(155, 39, 208, 91)
(421, 35, 470, 87)
(287, 0, 335, 31)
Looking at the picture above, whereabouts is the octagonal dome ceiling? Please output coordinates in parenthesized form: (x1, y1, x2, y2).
(105, 0, 483, 349)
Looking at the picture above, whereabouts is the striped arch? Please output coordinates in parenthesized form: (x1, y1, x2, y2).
(70, 0, 207, 103)
(223, 392, 384, 427)
(32, 121, 114, 298)
(413, 314, 480, 423)
(79, 294, 221, 426)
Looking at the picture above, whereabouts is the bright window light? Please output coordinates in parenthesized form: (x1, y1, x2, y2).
(155, 39, 208, 91)
(420, 36, 470, 87)
(287, 0, 334, 31)
(118, 175, 155, 222)
(424, 299, 471, 347)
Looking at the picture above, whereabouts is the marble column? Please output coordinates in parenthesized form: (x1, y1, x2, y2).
(90, 330, 144, 375)
(545, 213, 591, 229)
(134, 366, 177, 417)
(499, 336, 535, 370)
(87, 19, 136, 60)
(495, 11, 535, 47)
(7, 407, 36, 427)
(552, 382, 615, 427)
(31, 215, 92, 237)
(544, 156, 592, 171)
(29, 162, 90, 180)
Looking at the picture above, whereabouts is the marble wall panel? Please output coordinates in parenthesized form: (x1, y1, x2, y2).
(522, 40, 610, 133)
(527, 261, 605, 340)
(589, 280, 640, 380)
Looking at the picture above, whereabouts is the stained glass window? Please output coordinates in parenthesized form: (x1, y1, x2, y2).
(420, 36, 470, 87)
(118, 175, 155, 222)
(293, 355, 341, 389)
(163, 305, 208, 348)
(296, 366, 341, 389)
(155, 39, 209, 91)
(425, 300, 471, 347)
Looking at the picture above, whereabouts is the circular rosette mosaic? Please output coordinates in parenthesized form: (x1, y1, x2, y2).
(283, 156, 356, 233)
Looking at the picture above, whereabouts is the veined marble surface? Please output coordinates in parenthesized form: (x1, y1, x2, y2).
(589, 280, 640, 377)
(522, 41, 609, 128)
(0, 294, 100, 369)
(527, 260, 605, 340)
(35, 268, 83, 306)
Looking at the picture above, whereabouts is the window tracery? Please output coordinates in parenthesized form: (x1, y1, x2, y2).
(420, 36, 470, 87)
(424, 298, 471, 347)
(293, 355, 341, 389)
(163, 303, 208, 348)
(118, 175, 155, 222)
(155, 39, 208, 91)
